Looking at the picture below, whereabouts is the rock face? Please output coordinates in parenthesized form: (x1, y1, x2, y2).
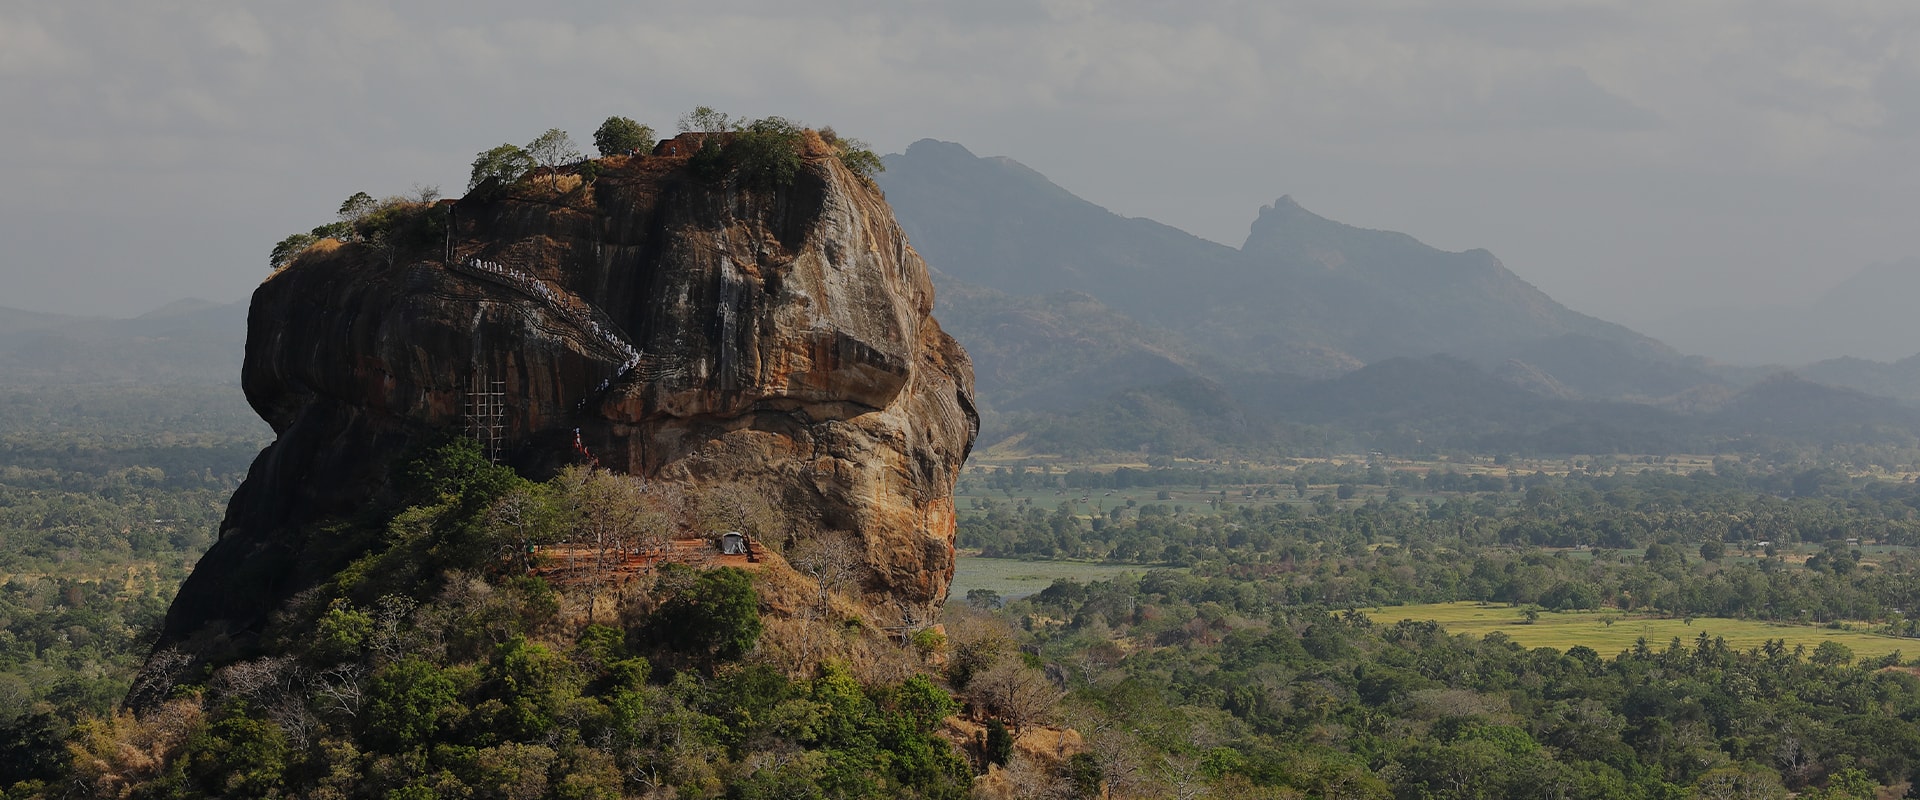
(156, 133, 977, 654)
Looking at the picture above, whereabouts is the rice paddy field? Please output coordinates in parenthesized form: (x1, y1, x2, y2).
(948, 555, 1173, 602)
(1365, 601, 1912, 661)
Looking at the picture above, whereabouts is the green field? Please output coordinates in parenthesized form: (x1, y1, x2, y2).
(949, 555, 1172, 601)
(955, 482, 1306, 520)
(1365, 601, 1911, 661)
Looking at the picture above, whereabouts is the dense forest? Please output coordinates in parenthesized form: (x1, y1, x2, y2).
(973, 576, 1919, 799)
(1, 436, 995, 799)
(958, 462, 1920, 625)
(942, 459, 1920, 798)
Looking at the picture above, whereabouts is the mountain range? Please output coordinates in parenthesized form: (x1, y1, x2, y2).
(876, 140, 1920, 456)
(879, 140, 1722, 399)
(10, 139, 1919, 457)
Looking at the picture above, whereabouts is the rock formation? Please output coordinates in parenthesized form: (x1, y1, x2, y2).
(155, 132, 977, 657)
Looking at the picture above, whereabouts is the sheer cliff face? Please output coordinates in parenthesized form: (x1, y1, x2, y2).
(160, 137, 976, 650)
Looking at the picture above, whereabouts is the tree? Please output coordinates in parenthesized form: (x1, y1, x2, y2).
(269, 232, 318, 270)
(337, 191, 377, 222)
(361, 657, 459, 751)
(697, 483, 782, 546)
(677, 105, 733, 133)
(1820, 767, 1877, 800)
(714, 116, 805, 186)
(182, 711, 290, 797)
(1811, 640, 1855, 668)
(965, 588, 1004, 610)
(787, 531, 864, 615)
(469, 144, 535, 191)
(485, 484, 565, 573)
(968, 659, 1062, 734)
(593, 116, 656, 157)
(655, 567, 763, 660)
(524, 129, 582, 187)
(559, 467, 657, 623)
(983, 719, 1014, 766)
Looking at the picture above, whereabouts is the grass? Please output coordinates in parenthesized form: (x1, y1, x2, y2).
(1365, 601, 1912, 661)
(955, 481, 1308, 522)
(949, 555, 1174, 602)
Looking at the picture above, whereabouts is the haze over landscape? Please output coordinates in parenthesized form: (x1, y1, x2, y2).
(14, 5, 1920, 800)
(8, 1, 1920, 366)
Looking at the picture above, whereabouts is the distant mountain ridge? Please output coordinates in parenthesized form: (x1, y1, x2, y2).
(878, 139, 1920, 456)
(16, 141, 1916, 458)
(1226, 196, 1661, 366)
(0, 299, 248, 385)
(1791, 354, 1920, 405)
(880, 140, 1712, 399)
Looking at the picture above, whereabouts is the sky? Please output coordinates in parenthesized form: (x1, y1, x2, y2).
(5, 0, 1920, 352)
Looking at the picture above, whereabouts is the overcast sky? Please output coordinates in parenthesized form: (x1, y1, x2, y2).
(6, 0, 1920, 342)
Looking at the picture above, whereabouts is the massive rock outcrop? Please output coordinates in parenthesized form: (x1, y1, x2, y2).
(155, 133, 977, 657)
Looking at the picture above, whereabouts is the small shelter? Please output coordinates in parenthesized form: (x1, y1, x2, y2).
(717, 531, 749, 555)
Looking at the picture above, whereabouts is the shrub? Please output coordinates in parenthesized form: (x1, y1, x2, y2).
(819, 128, 884, 183)
(983, 719, 1013, 766)
(910, 628, 947, 658)
(891, 675, 957, 732)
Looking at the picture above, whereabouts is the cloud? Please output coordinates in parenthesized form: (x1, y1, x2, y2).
(1474, 66, 1660, 131)
(201, 8, 271, 58)
(0, 14, 80, 77)
(4, 0, 1920, 319)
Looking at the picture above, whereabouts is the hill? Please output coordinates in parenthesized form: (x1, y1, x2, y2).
(878, 141, 1849, 457)
(1794, 353, 1920, 404)
(880, 140, 1714, 401)
(928, 276, 1215, 417)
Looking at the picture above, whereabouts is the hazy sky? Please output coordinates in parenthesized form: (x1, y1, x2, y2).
(6, 0, 1920, 338)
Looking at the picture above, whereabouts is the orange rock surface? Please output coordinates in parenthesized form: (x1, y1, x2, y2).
(155, 135, 976, 652)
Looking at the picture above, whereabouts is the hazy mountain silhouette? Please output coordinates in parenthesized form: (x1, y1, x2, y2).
(0, 299, 248, 385)
(881, 140, 1712, 400)
(1793, 354, 1920, 403)
(928, 275, 1216, 416)
(875, 140, 1920, 456)
(1018, 355, 1920, 457)
(1649, 257, 1920, 365)
(14, 142, 1910, 457)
